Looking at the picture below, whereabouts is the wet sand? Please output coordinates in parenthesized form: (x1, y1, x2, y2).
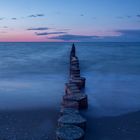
(0, 108, 59, 140)
(0, 108, 140, 140)
(83, 110, 140, 140)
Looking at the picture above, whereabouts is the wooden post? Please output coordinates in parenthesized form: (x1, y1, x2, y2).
(56, 125, 85, 140)
(56, 44, 89, 139)
(58, 114, 87, 130)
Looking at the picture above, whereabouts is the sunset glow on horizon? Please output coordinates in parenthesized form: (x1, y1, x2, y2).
(0, 0, 140, 42)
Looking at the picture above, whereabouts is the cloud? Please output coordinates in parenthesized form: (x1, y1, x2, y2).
(117, 29, 140, 38)
(126, 16, 131, 18)
(36, 14, 44, 17)
(0, 31, 7, 34)
(49, 34, 99, 41)
(100, 29, 140, 42)
(27, 27, 49, 31)
(0, 18, 4, 20)
(55, 28, 71, 31)
(28, 14, 45, 18)
(3, 26, 8, 28)
(48, 29, 140, 42)
(35, 31, 67, 36)
(11, 18, 17, 20)
(116, 15, 131, 19)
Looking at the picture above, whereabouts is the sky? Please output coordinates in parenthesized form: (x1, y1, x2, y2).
(0, 0, 140, 42)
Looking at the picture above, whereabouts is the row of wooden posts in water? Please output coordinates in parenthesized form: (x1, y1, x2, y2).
(56, 44, 88, 140)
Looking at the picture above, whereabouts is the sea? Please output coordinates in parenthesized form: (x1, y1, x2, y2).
(0, 42, 140, 139)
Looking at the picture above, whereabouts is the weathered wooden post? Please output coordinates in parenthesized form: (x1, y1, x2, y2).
(60, 108, 79, 116)
(56, 44, 89, 140)
(70, 43, 76, 58)
(56, 125, 85, 140)
(69, 77, 86, 89)
(63, 93, 88, 109)
(61, 100, 79, 109)
(58, 114, 87, 130)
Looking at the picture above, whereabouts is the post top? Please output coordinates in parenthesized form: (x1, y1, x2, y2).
(70, 43, 76, 57)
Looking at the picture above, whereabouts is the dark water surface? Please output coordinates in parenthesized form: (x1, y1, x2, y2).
(0, 42, 140, 139)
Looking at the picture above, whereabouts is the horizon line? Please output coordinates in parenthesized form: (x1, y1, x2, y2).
(0, 41, 140, 43)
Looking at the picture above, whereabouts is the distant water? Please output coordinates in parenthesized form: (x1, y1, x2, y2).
(0, 42, 140, 117)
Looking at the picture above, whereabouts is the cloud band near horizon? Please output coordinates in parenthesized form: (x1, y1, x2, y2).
(47, 29, 140, 42)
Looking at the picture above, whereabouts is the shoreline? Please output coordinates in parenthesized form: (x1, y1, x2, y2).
(0, 108, 140, 140)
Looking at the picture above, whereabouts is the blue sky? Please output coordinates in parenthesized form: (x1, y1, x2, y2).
(0, 0, 140, 42)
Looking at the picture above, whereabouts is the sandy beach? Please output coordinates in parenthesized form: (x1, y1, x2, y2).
(0, 109, 140, 140)
(84, 110, 140, 140)
(0, 108, 58, 140)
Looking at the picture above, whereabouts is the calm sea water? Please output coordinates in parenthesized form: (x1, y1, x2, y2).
(0, 42, 140, 117)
